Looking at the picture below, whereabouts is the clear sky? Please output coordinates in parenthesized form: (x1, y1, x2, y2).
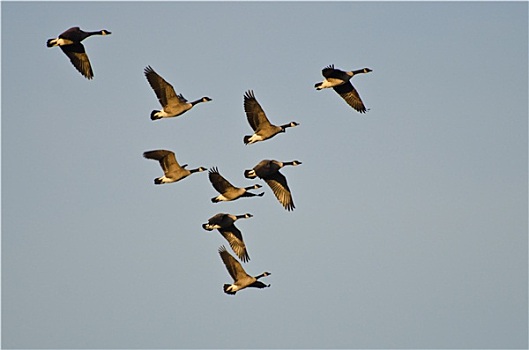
(2, 1, 527, 349)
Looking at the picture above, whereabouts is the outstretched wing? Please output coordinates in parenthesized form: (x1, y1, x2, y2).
(143, 149, 184, 176)
(264, 171, 295, 211)
(218, 245, 250, 281)
(244, 90, 273, 131)
(219, 225, 250, 263)
(209, 167, 237, 194)
(144, 66, 186, 108)
(333, 82, 367, 113)
(60, 43, 93, 79)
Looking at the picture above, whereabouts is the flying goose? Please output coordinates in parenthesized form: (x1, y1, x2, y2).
(143, 149, 206, 184)
(218, 245, 270, 295)
(208, 167, 264, 203)
(47, 27, 111, 79)
(203, 213, 253, 263)
(244, 159, 301, 211)
(243, 90, 299, 145)
(315, 64, 372, 113)
(144, 66, 212, 121)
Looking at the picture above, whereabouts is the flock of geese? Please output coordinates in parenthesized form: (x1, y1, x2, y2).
(47, 26, 373, 295)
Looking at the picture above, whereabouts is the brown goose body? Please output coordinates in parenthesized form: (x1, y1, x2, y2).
(47, 27, 111, 79)
(218, 245, 270, 295)
(203, 213, 253, 263)
(315, 64, 372, 113)
(143, 149, 206, 184)
(209, 167, 264, 202)
(243, 90, 299, 144)
(244, 159, 301, 211)
(144, 66, 211, 120)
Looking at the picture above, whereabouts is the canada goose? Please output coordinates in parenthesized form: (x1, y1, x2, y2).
(315, 64, 372, 113)
(244, 159, 301, 211)
(243, 90, 299, 145)
(208, 167, 264, 203)
(47, 27, 111, 80)
(218, 245, 270, 295)
(203, 213, 253, 263)
(144, 66, 212, 121)
(143, 149, 206, 184)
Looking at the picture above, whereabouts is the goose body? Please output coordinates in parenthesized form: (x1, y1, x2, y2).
(47, 27, 111, 79)
(243, 90, 299, 145)
(209, 167, 264, 203)
(244, 159, 301, 211)
(218, 245, 270, 295)
(144, 66, 211, 121)
(143, 149, 205, 184)
(315, 64, 372, 113)
(203, 213, 253, 263)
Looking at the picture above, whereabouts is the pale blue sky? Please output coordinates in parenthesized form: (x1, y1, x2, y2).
(2, 1, 527, 349)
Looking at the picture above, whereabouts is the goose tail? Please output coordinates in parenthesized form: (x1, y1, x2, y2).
(223, 284, 236, 295)
(151, 110, 162, 120)
(46, 38, 58, 47)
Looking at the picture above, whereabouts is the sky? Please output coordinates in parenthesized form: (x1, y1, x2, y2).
(1, 1, 527, 349)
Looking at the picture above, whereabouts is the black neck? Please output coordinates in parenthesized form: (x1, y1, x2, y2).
(189, 167, 204, 173)
(353, 68, 370, 75)
(190, 98, 206, 106)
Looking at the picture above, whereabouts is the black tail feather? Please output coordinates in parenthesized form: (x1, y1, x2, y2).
(223, 284, 236, 295)
(151, 110, 161, 120)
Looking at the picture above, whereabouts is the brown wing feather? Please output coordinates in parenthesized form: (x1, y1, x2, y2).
(244, 90, 273, 131)
(209, 168, 237, 193)
(143, 150, 183, 175)
(144, 66, 185, 108)
(61, 44, 93, 79)
(219, 226, 250, 263)
(264, 172, 295, 211)
(219, 246, 250, 281)
(333, 82, 367, 113)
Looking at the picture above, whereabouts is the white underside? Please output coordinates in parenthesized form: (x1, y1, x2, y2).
(55, 38, 74, 46)
(247, 134, 263, 144)
(226, 284, 239, 292)
(318, 79, 344, 89)
(158, 176, 176, 183)
(155, 110, 175, 118)
(204, 223, 222, 230)
(215, 194, 230, 202)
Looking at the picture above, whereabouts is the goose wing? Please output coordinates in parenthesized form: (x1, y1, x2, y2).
(208, 167, 237, 194)
(264, 172, 295, 211)
(60, 44, 93, 79)
(244, 90, 273, 131)
(219, 225, 250, 263)
(321, 64, 337, 77)
(219, 246, 250, 281)
(333, 82, 367, 113)
(253, 159, 282, 178)
(144, 66, 187, 110)
(143, 150, 185, 177)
